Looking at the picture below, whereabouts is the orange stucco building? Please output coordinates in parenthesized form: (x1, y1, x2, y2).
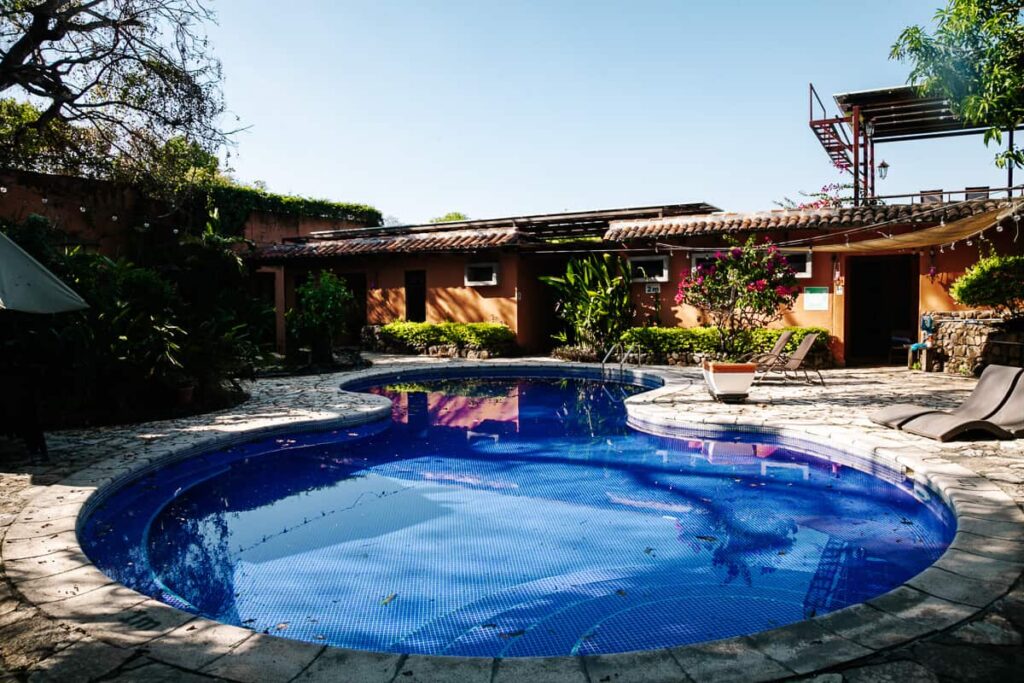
(254, 198, 1022, 365)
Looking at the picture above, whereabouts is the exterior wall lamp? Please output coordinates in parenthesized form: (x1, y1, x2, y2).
(878, 160, 890, 180)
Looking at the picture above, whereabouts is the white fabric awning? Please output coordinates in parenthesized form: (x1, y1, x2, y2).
(814, 203, 1020, 253)
(0, 231, 88, 313)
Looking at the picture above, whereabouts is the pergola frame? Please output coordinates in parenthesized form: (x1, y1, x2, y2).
(809, 83, 1024, 205)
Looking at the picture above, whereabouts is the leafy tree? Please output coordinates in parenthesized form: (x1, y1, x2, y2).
(0, 0, 227, 175)
(674, 237, 799, 359)
(950, 250, 1024, 318)
(540, 253, 634, 354)
(892, 0, 1024, 168)
(429, 211, 469, 223)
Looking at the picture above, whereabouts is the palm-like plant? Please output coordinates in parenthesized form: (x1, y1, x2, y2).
(540, 254, 634, 354)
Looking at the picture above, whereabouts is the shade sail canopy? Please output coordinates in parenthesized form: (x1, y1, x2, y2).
(815, 203, 1020, 253)
(0, 231, 88, 313)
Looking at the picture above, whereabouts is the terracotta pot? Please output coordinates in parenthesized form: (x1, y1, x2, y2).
(702, 360, 757, 403)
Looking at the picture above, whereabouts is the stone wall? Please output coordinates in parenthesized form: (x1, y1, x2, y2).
(928, 310, 1024, 376)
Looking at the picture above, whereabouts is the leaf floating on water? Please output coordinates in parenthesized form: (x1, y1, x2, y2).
(900, 518, 914, 525)
(643, 547, 655, 555)
(499, 629, 526, 639)
(381, 593, 398, 606)
(696, 535, 717, 542)
(482, 623, 498, 629)
(242, 618, 256, 624)
(615, 589, 627, 597)
(276, 622, 289, 631)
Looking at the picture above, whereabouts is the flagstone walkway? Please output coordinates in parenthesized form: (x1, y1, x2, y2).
(0, 357, 1021, 682)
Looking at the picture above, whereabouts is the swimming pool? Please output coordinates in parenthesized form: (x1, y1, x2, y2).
(79, 373, 955, 657)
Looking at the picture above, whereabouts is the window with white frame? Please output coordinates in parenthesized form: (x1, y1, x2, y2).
(781, 251, 814, 279)
(464, 262, 499, 287)
(690, 250, 813, 279)
(628, 255, 669, 283)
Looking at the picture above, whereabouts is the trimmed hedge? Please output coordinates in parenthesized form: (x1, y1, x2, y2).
(373, 322, 515, 356)
(620, 326, 831, 361)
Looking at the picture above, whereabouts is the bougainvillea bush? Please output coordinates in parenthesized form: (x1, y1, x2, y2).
(675, 236, 800, 358)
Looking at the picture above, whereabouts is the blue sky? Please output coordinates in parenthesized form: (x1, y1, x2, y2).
(209, 1, 1011, 223)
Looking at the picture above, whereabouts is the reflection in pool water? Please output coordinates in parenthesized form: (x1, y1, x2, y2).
(80, 377, 955, 657)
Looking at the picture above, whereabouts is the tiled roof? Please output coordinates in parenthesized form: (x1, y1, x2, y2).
(255, 226, 518, 259)
(603, 199, 1005, 241)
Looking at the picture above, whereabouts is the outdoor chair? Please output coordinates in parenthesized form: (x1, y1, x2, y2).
(754, 333, 824, 385)
(870, 364, 1024, 442)
(738, 330, 794, 371)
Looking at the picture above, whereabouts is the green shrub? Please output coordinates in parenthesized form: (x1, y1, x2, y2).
(950, 252, 1024, 319)
(378, 322, 515, 355)
(620, 326, 831, 360)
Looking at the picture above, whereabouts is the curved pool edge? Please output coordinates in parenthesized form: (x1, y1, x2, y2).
(1, 358, 1020, 682)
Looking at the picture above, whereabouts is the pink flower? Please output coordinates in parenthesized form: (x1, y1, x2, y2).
(730, 247, 743, 259)
(746, 279, 768, 292)
(775, 285, 792, 297)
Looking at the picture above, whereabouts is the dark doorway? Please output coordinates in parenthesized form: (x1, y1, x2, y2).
(404, 270, 427, 322)
(846, 255, 919, 364)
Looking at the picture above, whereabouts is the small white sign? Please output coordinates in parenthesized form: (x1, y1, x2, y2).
(645, 283, 662, 294)
(803, 286, 829, 311)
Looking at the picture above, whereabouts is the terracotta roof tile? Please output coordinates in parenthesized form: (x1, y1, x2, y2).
(255, 226, 518, 259)
(603, 199, 1004, 241)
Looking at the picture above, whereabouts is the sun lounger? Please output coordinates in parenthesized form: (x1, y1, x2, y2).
(739, 330, 794, 370)
(899, 366, 1024, 441)
(754, 333, 824, 385)
(870, 364, 1023, 430)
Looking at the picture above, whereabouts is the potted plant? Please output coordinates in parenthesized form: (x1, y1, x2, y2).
(286, 271, 355, 366)
(675, 237, 800, 402)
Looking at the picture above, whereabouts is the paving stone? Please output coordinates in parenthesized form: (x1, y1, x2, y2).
(4, 549, 92, 583)
(950, 531, 1024, 564)
(815, 603, 936, 650)
(15, 564, 113, 604)
(143, 619, 251, 669)
(947, 613, 1022, 646)
(905, 567, 1007, 608)
(199, 633, 324, 683)
(491, 656, 588, 683)
(1, 530, 79, 561)
(868, 585, 976, 631)
(670, 638, 792, 681)
(744, 620, 872, 675)
(907, 641, 1017, 681)
(3, 517, 77, 541)
(582, 649, 687, 683)
(386, 654, 495, 682)
(110, 657, 222, 682)
(956, 515, 1024, 542)
(932, 548, 1022, 586)
(843, 660, 938, 683)
(0, 612, 79, 671)
(26, 637, 134, 683)
(293, 647, 405, 683)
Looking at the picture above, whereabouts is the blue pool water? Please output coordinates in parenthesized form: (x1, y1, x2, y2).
(80, 375, 955, 657)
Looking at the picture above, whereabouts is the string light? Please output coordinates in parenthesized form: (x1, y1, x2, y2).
(951, 242, 956, 250)
(79, 206, 86, 212)
(0, 187, 6, 194)
(111, 215, 118, 222)
(41, 197, 48, 204)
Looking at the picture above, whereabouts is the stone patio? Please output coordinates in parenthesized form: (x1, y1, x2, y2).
(1, 356, 1022, 682)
